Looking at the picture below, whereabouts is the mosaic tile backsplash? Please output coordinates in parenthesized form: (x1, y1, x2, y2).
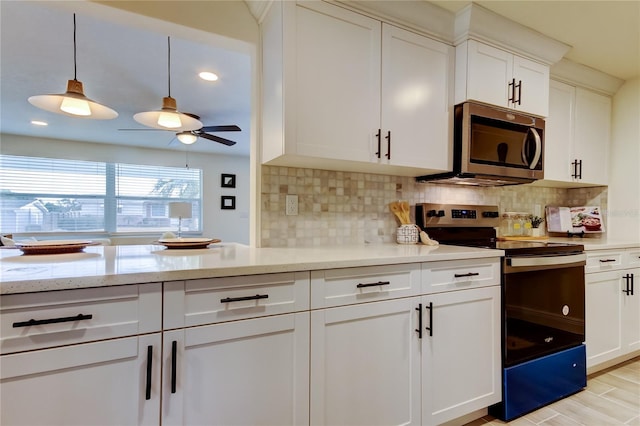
(260, 166, 608, 247)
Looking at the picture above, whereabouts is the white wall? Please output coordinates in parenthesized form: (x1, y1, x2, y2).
(608, 78, 640, 241)
(1, 134, 250, 244)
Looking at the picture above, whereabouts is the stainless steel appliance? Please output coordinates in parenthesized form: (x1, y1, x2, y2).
(416, 203, 586, 421)
(416, 102, 545, 186)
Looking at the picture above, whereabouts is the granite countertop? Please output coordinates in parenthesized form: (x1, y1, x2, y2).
(546, 237, 640, 251)
(0, 243, 504, 295)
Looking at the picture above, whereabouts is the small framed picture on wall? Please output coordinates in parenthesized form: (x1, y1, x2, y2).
(221, 173, 236, 188)
(221, 195, 236, 210)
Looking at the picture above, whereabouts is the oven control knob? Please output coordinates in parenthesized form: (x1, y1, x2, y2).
(482, 211, 499, 218)
(436, 210, 445, 217)
(427, 210, 437, 217)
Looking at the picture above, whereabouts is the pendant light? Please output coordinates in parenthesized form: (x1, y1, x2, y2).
(28, 14, 118, 120)
(134, 37, 202, 132)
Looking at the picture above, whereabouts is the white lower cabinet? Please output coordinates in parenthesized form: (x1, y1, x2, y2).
(421, 286, 501, 425)
(1, 333, 161, 426)
(586, 267, 640, 368)
(310, 297, 421, 426)
(162, 313, 310, 426)
(310, 260, 501, 426)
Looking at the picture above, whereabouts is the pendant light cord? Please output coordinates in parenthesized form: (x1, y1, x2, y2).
(167, 36, 171, 98)
(73, 13, 77, 81)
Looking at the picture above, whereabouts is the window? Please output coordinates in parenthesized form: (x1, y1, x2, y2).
(0, 155, 202, 235)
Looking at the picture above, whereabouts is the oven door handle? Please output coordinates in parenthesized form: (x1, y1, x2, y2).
(508, 253, 586, 268)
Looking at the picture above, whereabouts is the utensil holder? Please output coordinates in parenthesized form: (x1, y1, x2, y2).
(397, 224, 419, 244)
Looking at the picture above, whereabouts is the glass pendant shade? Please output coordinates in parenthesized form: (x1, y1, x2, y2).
(177, 131, 198, 144)
(27, 15, 117, 120)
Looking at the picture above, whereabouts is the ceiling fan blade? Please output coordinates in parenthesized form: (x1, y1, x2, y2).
(200, 133, 237, 146)
(200, 125, 241, 132)
(118, 128, 168, 131)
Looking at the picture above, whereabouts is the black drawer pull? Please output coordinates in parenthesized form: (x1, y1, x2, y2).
(425, 302, 433, 337)
(171, 340, 177, 394)
(356, 281, 391, 288)
(13, 313, 93, 328)
(599, 259, 617, 263)
(454, 272, 480, 278)
(145, 345, 153, 400)
(220, 294, 269, 303)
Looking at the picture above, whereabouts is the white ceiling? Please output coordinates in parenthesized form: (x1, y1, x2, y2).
(1, 1, 638, 159)
(430, 0, 640, 82)
(0, 1, 252, 156)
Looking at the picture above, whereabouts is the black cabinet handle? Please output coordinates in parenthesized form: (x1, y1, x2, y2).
(627, 273, 635, 296)
(171, 340, 177, 394)
(145, 345, 153, 400)
(385, 130, 391, 159)
(516, 80, 522, 105)
(415, 303, 422, 339)
(578, 159, 583, 179)
(356, 281, 390, 288)
(375, 129, 381, 159)
(13, 313, 92, 328)
(599, 259, 617, 263)
(508, 78, 515, 103)
(220, 294, 269, 303)
(454, 272, 480, 278)
(425, 302, 433, 337)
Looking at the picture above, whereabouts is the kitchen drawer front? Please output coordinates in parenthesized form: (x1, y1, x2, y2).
(624, 248, 640, 268)
(586, 250, 625, 273)
(421, 258, 500, 294)
(310, 263, 421, 309)
(0, 283, 161, 355)
(163, 272, 310, 329)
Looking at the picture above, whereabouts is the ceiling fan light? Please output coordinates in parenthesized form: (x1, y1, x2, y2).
(177, 132, 198, 144)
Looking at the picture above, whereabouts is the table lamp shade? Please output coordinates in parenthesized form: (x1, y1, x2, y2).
(169, 202, 192, 219)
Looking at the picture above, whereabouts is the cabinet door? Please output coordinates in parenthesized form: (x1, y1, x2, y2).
(0, 334, 161, 426)
(293, 1, 380, 163)
(585, 270, 623, 367)
(574, 88, 611, 185)
(310, 298, 420, 426)
(622, 268, 640, 353)
(512, 55, 549, 116)
(545, 80, 576, 182)
(463, 40, 513, 108)
(380, 24, 453, 172)
(421, 286, 501, 425)
(162, 313, 309, 426)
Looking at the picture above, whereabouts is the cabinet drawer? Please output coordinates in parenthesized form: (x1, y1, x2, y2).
(163, 272, 310, 329)
(586, 250, 625, 273)
(422, 258, 500, 294)
(0, 283, 161, 355)
(310, 263, 421, 309)
(625, 248, 640, 268)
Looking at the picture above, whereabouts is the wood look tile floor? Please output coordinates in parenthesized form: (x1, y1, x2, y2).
(465, 357, 640, 426)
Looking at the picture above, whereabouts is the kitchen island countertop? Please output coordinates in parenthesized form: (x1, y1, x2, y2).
(0, 243, 504, 295)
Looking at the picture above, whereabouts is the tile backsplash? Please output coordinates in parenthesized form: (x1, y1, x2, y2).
(261, 166, 607, 247)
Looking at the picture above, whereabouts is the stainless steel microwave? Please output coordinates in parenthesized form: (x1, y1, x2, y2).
(416, 102, 545, 186)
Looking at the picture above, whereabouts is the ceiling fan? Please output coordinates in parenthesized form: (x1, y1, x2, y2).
(120, 113, 240, 146)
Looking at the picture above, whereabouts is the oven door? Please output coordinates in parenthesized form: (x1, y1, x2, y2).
(502, 253, 586, 367)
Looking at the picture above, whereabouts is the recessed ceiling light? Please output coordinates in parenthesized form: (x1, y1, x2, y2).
(199, 71, 218, 82)
(31, 120, 48, 126)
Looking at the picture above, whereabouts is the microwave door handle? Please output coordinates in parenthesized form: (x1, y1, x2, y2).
(521, 128, 542, 170)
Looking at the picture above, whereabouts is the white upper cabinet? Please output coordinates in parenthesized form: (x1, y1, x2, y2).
(261, 0, 454, 176)
(544, 79, 611, 186)
(455, 40, 550, 117)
